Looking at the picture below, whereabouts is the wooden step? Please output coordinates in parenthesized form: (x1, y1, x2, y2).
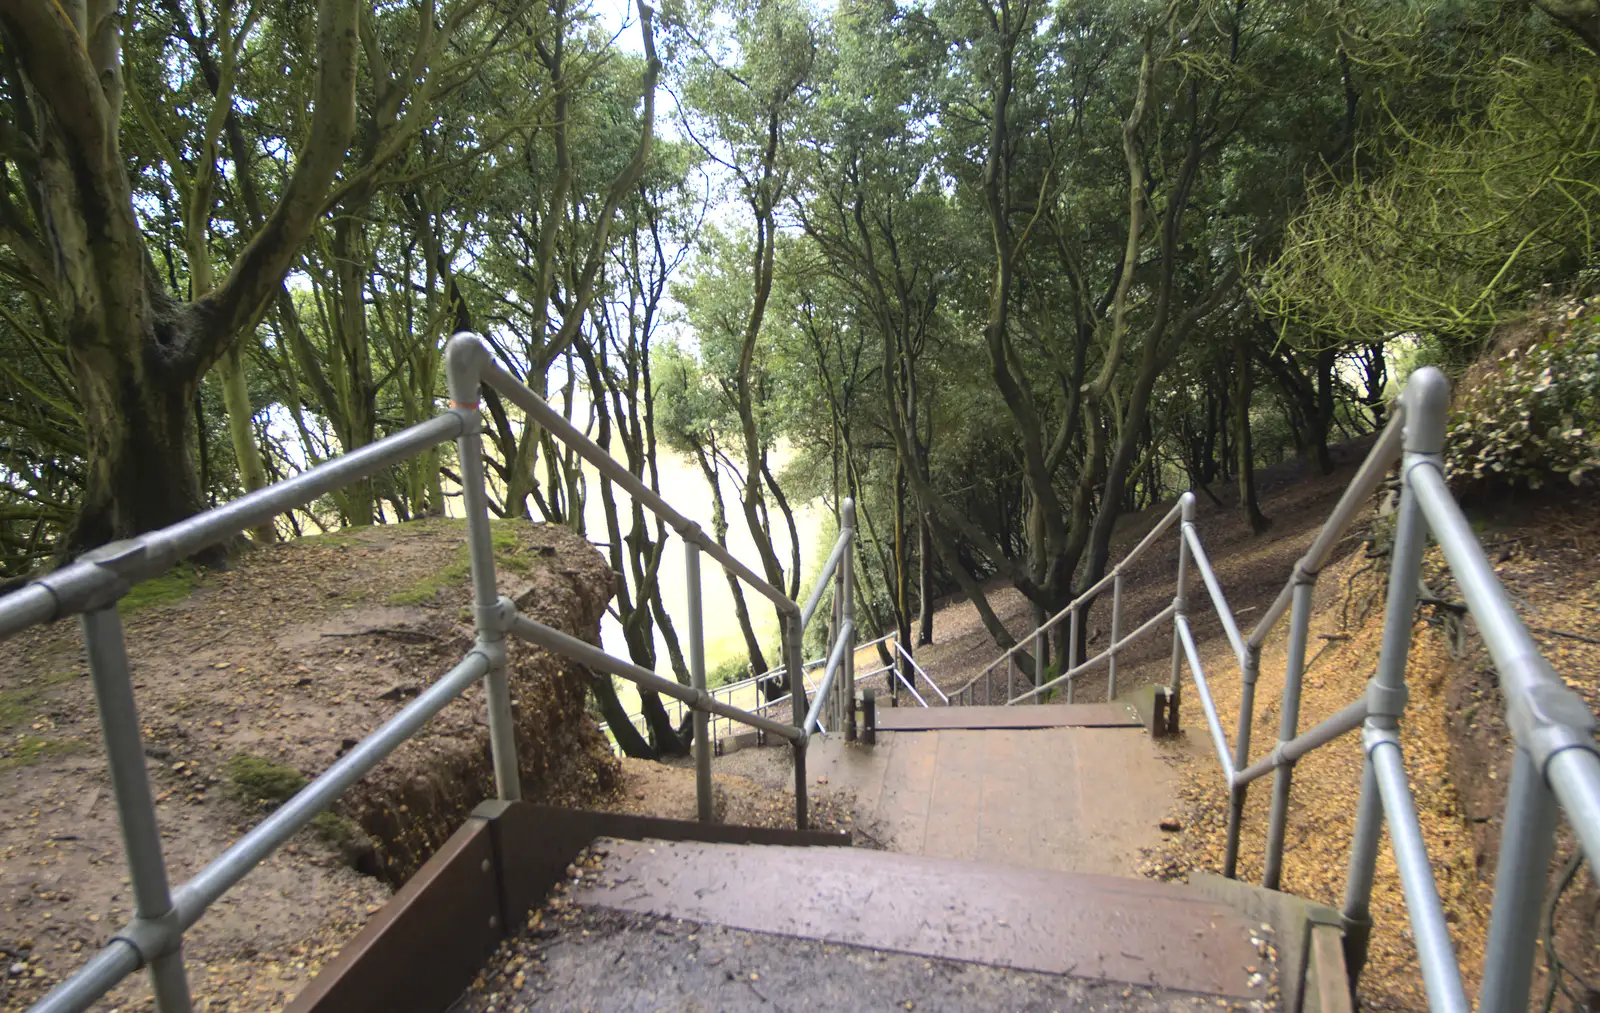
(876, 702, 1141, 730)
(570, 837, 1272, 999)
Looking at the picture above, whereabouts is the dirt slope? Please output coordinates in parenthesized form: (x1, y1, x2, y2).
(0, 519, 619, 1012)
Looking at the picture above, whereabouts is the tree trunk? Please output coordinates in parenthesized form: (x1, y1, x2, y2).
(1234, 334, 1270, 534)
(1312, 346, 1336, 474)
(917, 514, 934, 645)
(218, 343, 277, 541)
(71, 353, 207, 551)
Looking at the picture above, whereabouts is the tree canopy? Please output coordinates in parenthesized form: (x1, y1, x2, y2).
(3, 0, 1598, 753)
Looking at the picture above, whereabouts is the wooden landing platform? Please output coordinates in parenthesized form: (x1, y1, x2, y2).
(571, 837, 1269, 999)
(806, 723, 1174, 878)
(876, 702, 1140, 731)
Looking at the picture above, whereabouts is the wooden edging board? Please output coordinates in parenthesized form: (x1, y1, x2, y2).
(286, 802, 851, 1013)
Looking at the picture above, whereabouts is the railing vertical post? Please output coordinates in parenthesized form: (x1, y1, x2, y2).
(447, 335, 520, 801)
(1263, 576, 1314, 890)
(1007, 657, 1015, 702)
(788, 611, 809, 830)
(843, 499, 858, 737)
(1167, 493, 1195, 735)
(1223, 643, 1260, 879)
(81, 606, 194, 1013)
(1341, 367, 1446, 992)
(1033, 603, 1046, 695)
(1478, 748, 1557, 1013)
(685, 540, 713, 822)
(1108, 573, 1123, 701)
(1066, 606, 1079, 704)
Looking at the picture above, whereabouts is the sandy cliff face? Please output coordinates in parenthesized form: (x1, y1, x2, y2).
(0, 517, 619, 1011)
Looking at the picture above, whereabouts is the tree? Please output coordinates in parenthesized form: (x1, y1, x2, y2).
(0, 0, 358, 548)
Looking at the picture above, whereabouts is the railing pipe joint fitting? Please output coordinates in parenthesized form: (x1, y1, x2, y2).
(1505, 667, 1600, 779)
(474, 595, 519, 639)
(1241, 644, 1261, 686)
(1362, 724, 1402, 755)
(1365, 677, 1409, 727)
(471, 636, 509, 674)
(447, 404, 483, 435)
(37, 538, 176, 618)
(112, 909, 182, 965)
(674, 519, 706, 545)
(35, 561, 128, 619)
(1290, 560, 1318, 587)
(1401, 366, 1451, 455)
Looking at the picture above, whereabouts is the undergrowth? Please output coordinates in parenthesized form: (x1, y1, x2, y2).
(224, 753, 358, 846)
(388, 521, 533, 605)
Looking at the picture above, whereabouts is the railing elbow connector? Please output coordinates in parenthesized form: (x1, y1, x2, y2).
(1506, 664, 1600, 780)
(114, 910, 182, 967)
(1364, 677, 1409, 727)
(675, 519, 705, 545)
(444, 332, 491, 407)
(1400, 366, 1451, 455)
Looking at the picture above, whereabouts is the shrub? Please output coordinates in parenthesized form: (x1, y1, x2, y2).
(1446, 318, 1600, 492)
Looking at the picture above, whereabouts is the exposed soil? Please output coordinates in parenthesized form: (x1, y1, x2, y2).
(1426, 489, 1600, 1010)
(593, 756, 861, 839)
(1139, 480, 1600, 1010)
(0, 519, 620, 1012)
(890, 438, 1381, 706)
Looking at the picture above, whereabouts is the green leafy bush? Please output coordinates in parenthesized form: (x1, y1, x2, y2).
(1446, 321, 1600, 491)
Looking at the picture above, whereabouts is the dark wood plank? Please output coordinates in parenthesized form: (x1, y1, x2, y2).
(877, 703, 1140, 731)
(573, 837, 1270, 999)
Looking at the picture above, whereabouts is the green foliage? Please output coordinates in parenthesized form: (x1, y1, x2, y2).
(0, 670, 75, 732)
(388, 521, 531, 605)
(0, 735, 82, 772)
(1446, 316, 1600, 491)
(120, 569, 200, 613)
(225, 753, 312, 805)
(1263, 47, 1600, 354)
(223, 753, 353, 843)
(0, 668, 82, 769)
(707, 655, 751, 688)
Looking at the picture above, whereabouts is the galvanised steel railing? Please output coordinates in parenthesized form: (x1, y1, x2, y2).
(941, 366, 1600, 1012)
(3, 333, 858, 1013)
(949, 495, 1185, 707)
(601, 633, 895, 750)
(1171, 368, 1600, 1013)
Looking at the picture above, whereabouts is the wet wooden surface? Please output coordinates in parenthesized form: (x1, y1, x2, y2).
(569, 837, 1269, 999)
(875, 702, 1141, 731)
(810, 725, 1176, 877)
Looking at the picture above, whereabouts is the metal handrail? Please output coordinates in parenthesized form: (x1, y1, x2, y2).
(804, 619, 855, 734)
(603, 633, 895, 749)
(1163, 368, 1600, 1013)
(894, 641, 949, 703)
(949, 497, 1187, 701)
(9, 333, 860, 1013)
(890, 664, 931, 708)
(801, 529, 853, 631)
(1007, 602, 1176, 705)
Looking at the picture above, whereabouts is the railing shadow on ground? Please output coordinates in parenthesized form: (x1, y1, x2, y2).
(0, 333, 860, 1013)
(949, 366, 1600, 1013)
